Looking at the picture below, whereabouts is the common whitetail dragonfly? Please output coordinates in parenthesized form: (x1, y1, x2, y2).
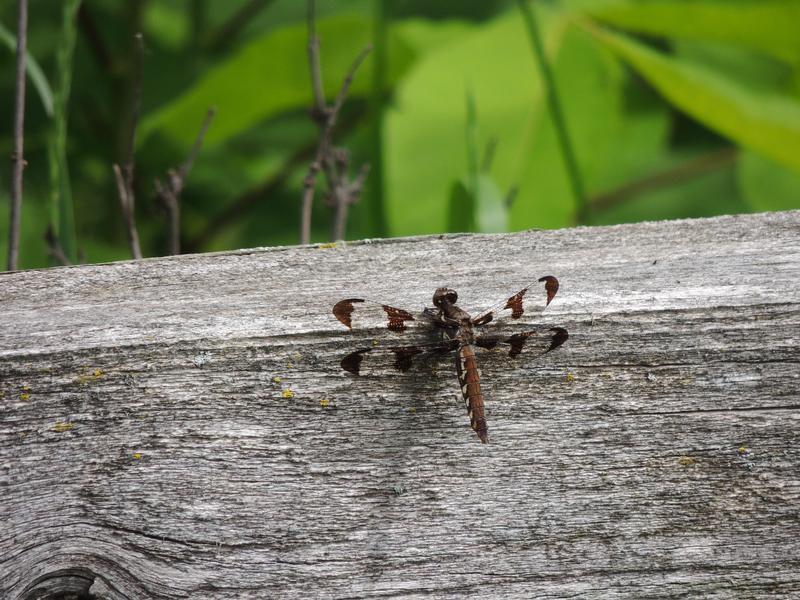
(332, 276, 568, 443)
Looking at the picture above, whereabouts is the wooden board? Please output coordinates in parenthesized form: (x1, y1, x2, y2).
(2, 210, 799, 599)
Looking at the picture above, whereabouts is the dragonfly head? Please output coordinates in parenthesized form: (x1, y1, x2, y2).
(433, 287, 458, 308)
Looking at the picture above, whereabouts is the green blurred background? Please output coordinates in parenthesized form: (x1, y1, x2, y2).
(2, 0, 799, 269)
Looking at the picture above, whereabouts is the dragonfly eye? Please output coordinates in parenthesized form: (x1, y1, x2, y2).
(433, 287, 458, 307)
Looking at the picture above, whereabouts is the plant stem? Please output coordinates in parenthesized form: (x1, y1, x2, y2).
(49, 0, 82, 265)
(517, 0, 588, 224)
(365, 0, 388, 237)
(7, 0, 28, 271)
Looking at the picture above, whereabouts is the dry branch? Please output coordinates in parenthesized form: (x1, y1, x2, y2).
(299, 0, 371, 244)
(112, 32, 144, 260)
(154, 108, 215, 256)
(7, 0, 29, 272)
(44, 225, 72, 266)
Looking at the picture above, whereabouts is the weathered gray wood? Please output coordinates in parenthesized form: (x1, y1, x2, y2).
(2, 211, 799, 599)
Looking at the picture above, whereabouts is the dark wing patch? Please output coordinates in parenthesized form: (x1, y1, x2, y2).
(547, 327, 569, 352)
(475, 326, 568, 358)
(539, 275, 559, 307)
(383, 305, 415, 331)
(504, 289, 527, 319)
(471, 275, 561, 327)
(341, 348, 371, 375)
(332, 298, 417, 331)
(333, 298, 365, 329)
(339, 340, 459, 376)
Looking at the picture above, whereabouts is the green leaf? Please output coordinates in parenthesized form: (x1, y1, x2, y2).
(475, 174, 508, 233)
(446, 89, 508, 234)
(0, 21, 54, 117)
(581, 0, 800, 65)
(139, 14, 415, 149)
(737, 151, 800, 212)
(385, 10, 567, 235)
(447, 180, 476, 233)
(583, 23, 800, 173)
(385, 8, 670, 235)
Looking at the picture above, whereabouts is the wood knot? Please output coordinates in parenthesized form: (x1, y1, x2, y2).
(22, 567, 100, 600)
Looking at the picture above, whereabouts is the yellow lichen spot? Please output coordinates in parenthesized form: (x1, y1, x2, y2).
(317, 242, 338, 249)
(286, 362, 294, 369)
(132, 453, 142, 460)
(678, 456, 696, 467)
(738, 446, 749, 455)
(565, 372, 575, 383)
(0, 390, 5, 399)
(408, 407, 417, 413)
(53, 422, 74, 433)
(93, 369, 103, 378)
(320, 398, 330, 408)
(74, 372, 92, 385)
(372, 339, 379, 347)
(272, 376, 282, 384)
(282, 389, 295, 399)
(20, 392, 30, 401)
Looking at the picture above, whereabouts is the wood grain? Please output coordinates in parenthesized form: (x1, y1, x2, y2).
(2, 211, 799, 599)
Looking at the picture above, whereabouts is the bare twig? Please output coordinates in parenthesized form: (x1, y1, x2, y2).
(185, 104, 364, 253)
(44, 225, 72, 266)
(306, 0, 326, 115)
(590, 147, 739, 213)
(177, 107, 216, 182)
(77, 3, 113, 73)
(154, 108, 216, 255)
(123, 33, 144, 193)
(300, 0, 372, 244)
(204, 0, 277, 53)
(8, 0, 28, 271)
(330, 162, 371, 241)
(112, 164, 141, 258)
(113, 32, 144, 260)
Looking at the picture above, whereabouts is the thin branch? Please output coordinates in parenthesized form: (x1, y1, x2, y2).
(8, 0, 28, 272)
(184, 105, 365, 253)
(77, 3, 113, 73)
(44, 225, 72, 266)
(306, 0, 326, 115)
(329, 46, 372, 130)
(204, 0, 277, 53)
(154, 108, 216, 256)
(590, 147, 739, 213)
(123, 32, 144, 193)
(300, 1, 372, 244)
(331, 163, 370, 241)
(177, 107, 216, 182)
(113, 32, 145, 260)
(112, 163, 142, 259)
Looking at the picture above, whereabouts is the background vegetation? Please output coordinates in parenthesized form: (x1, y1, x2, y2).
(2, 0, 799, 270)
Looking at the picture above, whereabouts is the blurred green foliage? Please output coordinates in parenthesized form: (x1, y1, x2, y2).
(1, 0, 799, 270)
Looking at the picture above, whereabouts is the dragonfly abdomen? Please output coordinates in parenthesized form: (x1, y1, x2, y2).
(457, 344, 488, 443)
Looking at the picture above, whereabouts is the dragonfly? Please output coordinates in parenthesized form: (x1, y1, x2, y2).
(332, 276, 568, 443)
